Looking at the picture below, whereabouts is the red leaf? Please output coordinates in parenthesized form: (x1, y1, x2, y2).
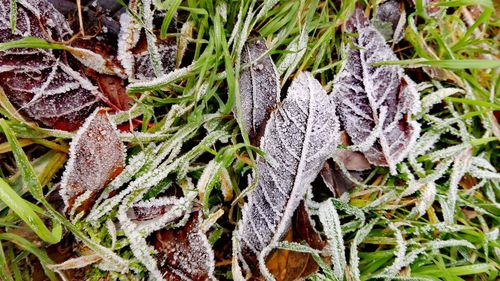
(60, 109, 125, 213)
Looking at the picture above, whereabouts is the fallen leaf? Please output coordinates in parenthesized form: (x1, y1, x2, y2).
(337, 131, 371, 171)
(332, 5, 421, 174)
(60, 109, 125, 214)
(153, 212, 215, 281)
(266, 202, 326, 280)
(238, 72, 339, 273)
(0, 0, 107, 131)
(373, 0, 405, 43)
(237, 38, 280, 145)
(320, 161, 354, 197)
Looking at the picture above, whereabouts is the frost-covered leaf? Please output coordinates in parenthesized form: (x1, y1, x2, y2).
(0, 0, 106, 131)
(153, 212, 215, 281)
(60, 109, 125, 213)
(332, 6, 421, 173)
(237, 39, 280, 144)
(238, 72, 339, 270)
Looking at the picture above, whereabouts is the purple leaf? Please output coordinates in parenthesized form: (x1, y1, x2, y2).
(332, 6, 420, 173)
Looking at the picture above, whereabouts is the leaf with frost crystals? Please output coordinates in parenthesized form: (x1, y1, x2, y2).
(153, 212, 215, 281)
(0, 0, 105, 131)
(237, 39, 280, 144)
(331, 6, 421, 174)
(60, 109, 125, 213)
(238, 72, 339, 270)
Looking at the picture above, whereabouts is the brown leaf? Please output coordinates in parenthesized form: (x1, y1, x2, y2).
(266, 202, 326, 281)
(60, 109, 125, 213)
(153, 212, 215, 281)
(0, 0, 107, 131)
(320, 161, 356, 197)
(337, 131, 371, 171)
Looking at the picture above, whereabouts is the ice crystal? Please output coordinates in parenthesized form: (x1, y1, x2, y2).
(0, 0, 105, 130)
(319, 200, 346, 280)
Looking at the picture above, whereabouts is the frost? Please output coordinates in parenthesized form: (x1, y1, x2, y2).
(127, 66, 192, 92)
(319, 200, 346, 280)
(117, 2, 177, 81)
(380, 222, 407, 276)
(117, 12, 140, 79)
(276, 25, 308, 82)
(237, 39, 280, 143)
(197, 159, 221, 199)
(65, 46, 123, 77)
(238, 72, 339, 268)
(331, 6, 421, 174)
(153, 212, 216, 280)
(0, 0, 104, 130)
(47, 254, 101, 271)
(374, 0, 406, 43)
(60, 109, 125, 213)
(445, 147, 472, 224)
(421, 88, 464, 111)
(350, 219, 377, 281)
(414, 182, 436, 217)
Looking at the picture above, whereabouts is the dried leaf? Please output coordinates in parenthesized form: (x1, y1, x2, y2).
(337, 131, 371, 171)
(237, 39, 280, 144)
(332, 6, 420, 174)
(0, 0, 105, 131)
(238, 72, 339, 271)
(153, 212, 215, 281)
(266, 202, 326, 280)
(60, 109, 125, 213)
(320, 161, 357, 197)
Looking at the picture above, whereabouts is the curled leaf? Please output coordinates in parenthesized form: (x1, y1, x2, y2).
(60, 109, 125, 213)
(237, 39, 280, 144)
(332, 6, 420, 173)
(238, 72, 339, 271)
